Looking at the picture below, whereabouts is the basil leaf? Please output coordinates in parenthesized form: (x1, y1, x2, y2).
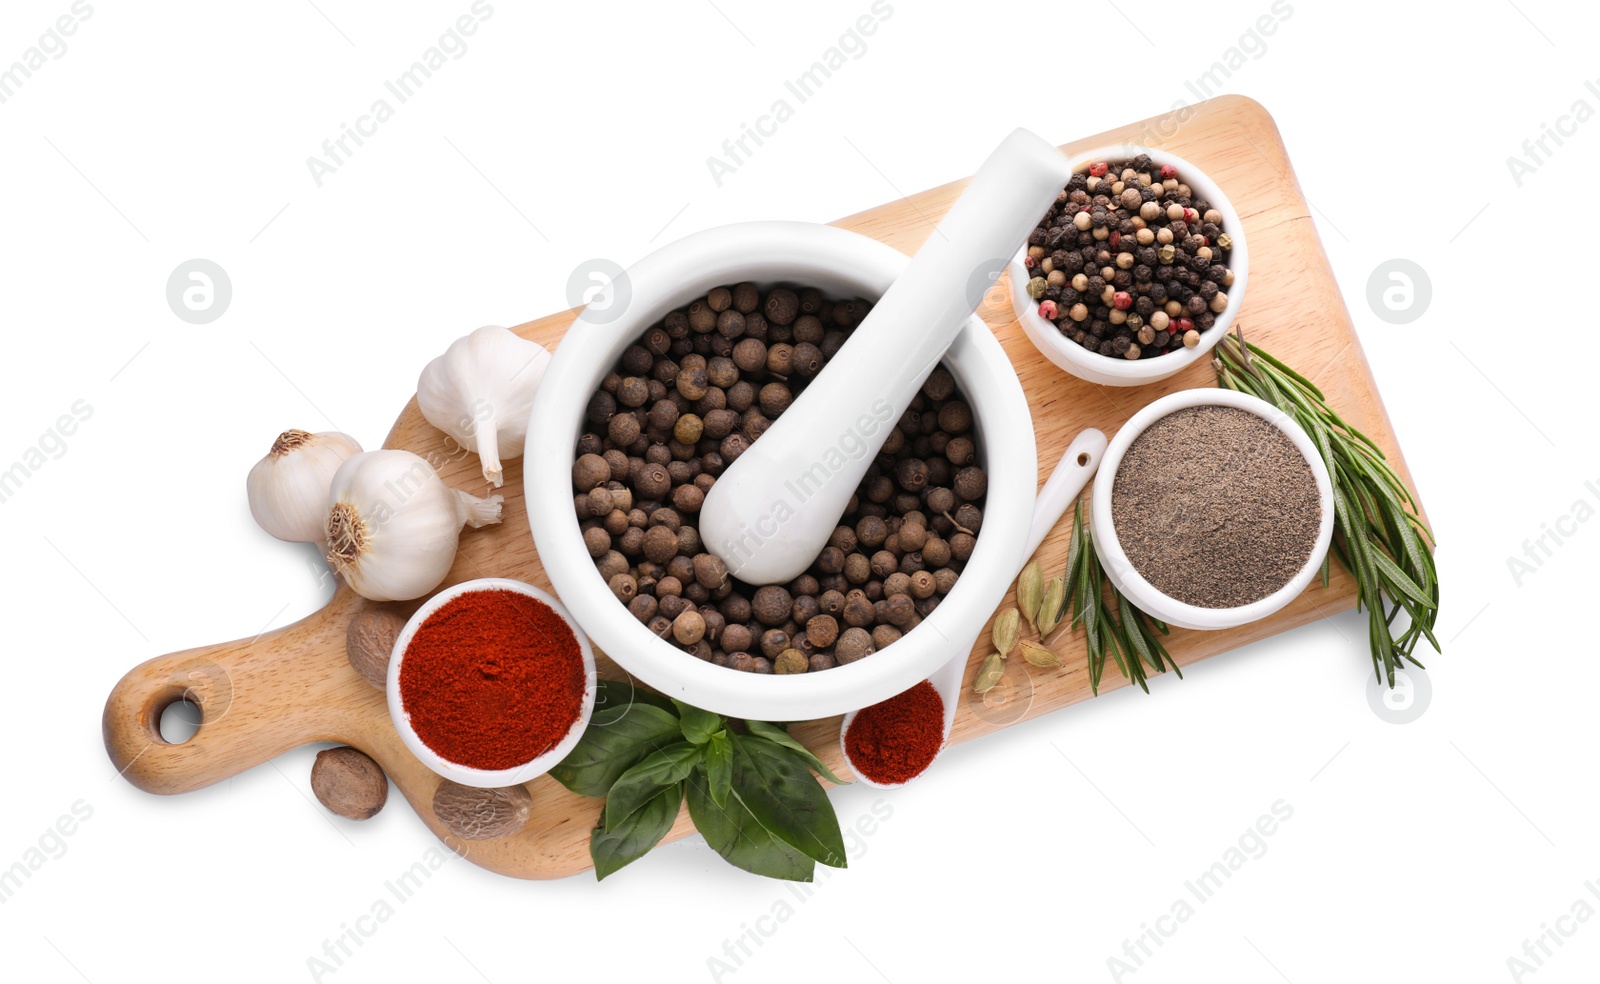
(731, 736, 848, 869)
(605, 741, 702, 829)
(673, 699, 724, 746)
(594, 677, 674, 715)
(591, 782, 683, 881)
(706, 732, 733, 808)
(549, 702, 681, 798)
(744, 720, 849, 785)
(685, 770, 814, 882)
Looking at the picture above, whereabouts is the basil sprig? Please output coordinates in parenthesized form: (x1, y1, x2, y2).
(552, 680, 850, 881)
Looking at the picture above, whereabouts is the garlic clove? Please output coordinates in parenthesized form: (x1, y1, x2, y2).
(416, 326, 551, 488)
(247, 429, 363, 542)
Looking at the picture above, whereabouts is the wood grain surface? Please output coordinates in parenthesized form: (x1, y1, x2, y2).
(102, 95, 1421, 880)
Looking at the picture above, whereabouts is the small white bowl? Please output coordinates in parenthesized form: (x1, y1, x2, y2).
(1007, 144, 1249, 387)
(387, 577, 597, 787)
(1090, 389, 1334, 630)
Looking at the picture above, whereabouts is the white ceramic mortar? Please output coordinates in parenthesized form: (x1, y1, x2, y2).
(526, 222, 1037, 722)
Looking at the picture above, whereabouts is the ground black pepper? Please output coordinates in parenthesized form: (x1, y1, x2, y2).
(1110, 405, 1320, 608)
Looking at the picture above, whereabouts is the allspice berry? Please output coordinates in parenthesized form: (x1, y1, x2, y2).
(765, 288, 800, 325)
(721, 623, 753, 653)
(609, 573, 638, 602)
(674, 414, 704, 444)
(841, 590, 875, 627)
(346, 607, 404, 689)
(672, 609, 706, 645)
(311, 746, 388, 820)
(836, 627, 874, 664)
(805, 614, 840, 648)
(693, 553, 727, 589)
(572, 453, 610, 491)
(897, 520, 928, 552)
(637, 462, 671, 499)
(432, 780, 533, 841)
(954, 466, 988, 500)
(753, 585, 793, 626)
(882, 598, 916, 629)
(643, 525, 680, 564)
(774, 649, 809, 674)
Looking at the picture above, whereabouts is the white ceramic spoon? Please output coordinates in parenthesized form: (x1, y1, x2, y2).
(698, 127, 1072, 586)
(839, 428, 1108, 789)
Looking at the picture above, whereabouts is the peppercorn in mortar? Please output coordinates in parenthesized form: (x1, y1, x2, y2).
(572, 283, 987, 674)
(1023, 155, 1235, 360)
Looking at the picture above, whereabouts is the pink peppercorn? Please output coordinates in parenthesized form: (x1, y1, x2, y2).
(1038, 299, 1059, 320)
(1113, 291, 1133, 311)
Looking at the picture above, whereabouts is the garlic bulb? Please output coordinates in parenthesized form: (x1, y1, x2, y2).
(324, 450, 503, 602)
(247, 430, 363, 542)
(416, 325, 552, 488)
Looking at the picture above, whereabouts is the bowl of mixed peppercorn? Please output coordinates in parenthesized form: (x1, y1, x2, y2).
(1007, 146, 1247, 386)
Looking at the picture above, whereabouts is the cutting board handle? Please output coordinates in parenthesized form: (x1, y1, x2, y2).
(102, 588, 381, 794)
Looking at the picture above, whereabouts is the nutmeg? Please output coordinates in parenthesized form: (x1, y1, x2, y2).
(432, 780, 533, 841)
(310, 746, 388, 820)
(346, 607, 405, 689)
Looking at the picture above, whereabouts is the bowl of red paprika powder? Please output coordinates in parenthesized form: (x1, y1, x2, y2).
(387, 577, 596, 788)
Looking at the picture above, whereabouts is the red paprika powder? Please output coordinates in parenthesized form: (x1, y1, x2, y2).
(399, 588, 586, 771)
(843, 679, 944, 785)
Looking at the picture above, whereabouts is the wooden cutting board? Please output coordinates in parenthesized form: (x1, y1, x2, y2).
(102, 95, 1421, 880)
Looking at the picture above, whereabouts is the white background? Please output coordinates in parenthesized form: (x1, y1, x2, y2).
(0, 1, 1592, 981)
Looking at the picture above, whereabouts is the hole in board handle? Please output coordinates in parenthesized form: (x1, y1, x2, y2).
(158, 699, 202, 744)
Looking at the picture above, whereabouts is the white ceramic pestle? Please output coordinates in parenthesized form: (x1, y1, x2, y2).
(840, 428, 1108, 789)
(698, 128, 1072, 585)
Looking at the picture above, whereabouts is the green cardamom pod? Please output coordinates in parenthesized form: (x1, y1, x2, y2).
(992, 608, 1020, 658)
(972, 652, 1005, 694)
(1036, 576, 1066, 636)
(1020, 640, 1064, 668)
(1018, 561, 1043, 629)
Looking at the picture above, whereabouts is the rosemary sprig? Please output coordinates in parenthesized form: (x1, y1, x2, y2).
(1047, 497, 1180, 694)
(1212, 327, 1439, 686)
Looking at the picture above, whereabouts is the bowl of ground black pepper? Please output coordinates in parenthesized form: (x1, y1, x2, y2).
(1091, 389, 1333, 630)
(1008, 146, 1247, 386)
(524, 221, 1037, 722)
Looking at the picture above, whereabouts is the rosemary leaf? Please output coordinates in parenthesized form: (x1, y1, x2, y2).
(1213, 326, 1440, 687)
